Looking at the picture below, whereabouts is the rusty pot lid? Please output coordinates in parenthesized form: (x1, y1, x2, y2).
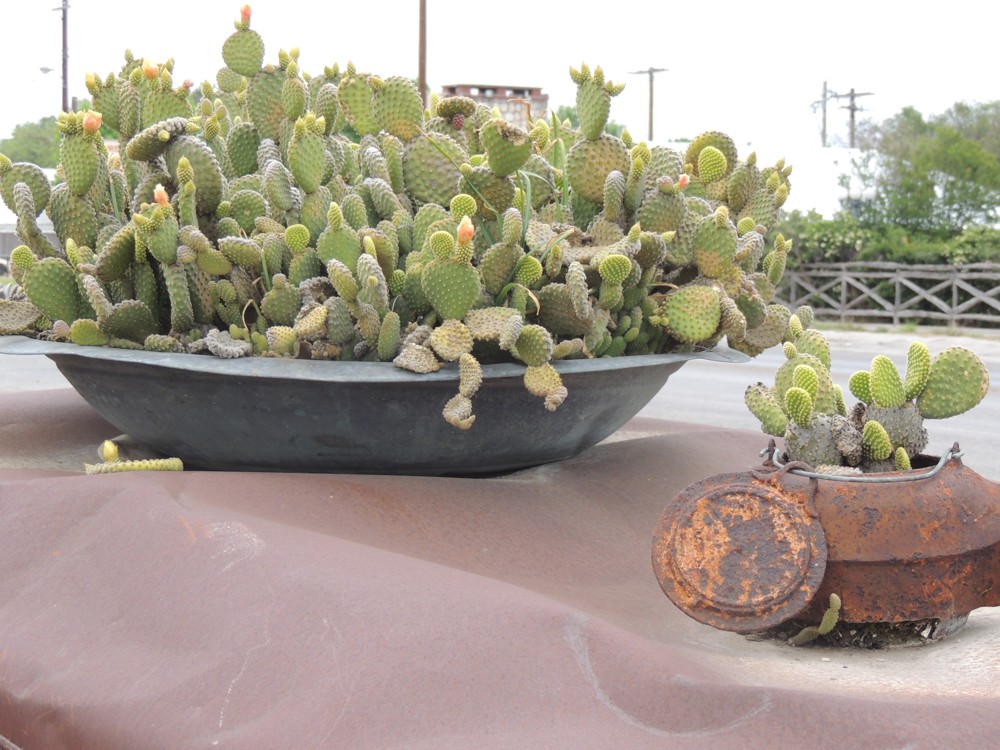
(652, 471, 827, 633)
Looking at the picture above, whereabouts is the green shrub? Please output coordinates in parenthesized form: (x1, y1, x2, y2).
(946, 226, 1000, 263)
(780, 208, 1000, 267)
(773, 210, 872, 266)
(857, 227, 951, 264)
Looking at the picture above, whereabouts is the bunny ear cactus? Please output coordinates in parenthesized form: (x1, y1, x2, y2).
(281, 60, 309, 120)
(653, 285, 721, 345)
(287, 113, 327, 193)
(570, 63, 625, 141)
(566, 133, 631, 205)
(420, 217, 480, 321)
(684, 132, 738, 184)
(369, 76, 424, 143)
(0, 155, 51, 219)
(479, 119, 532, 177)
(693, 206, 737, 278)
(748, 332, 990, 474)
(57, 111, 103, 197)
(142, 68, 195, 129)
(223, 5, 264, 77)
(916, 346, 991, 419)
(337, 63, 380, 137)
(1, 10, 817, 432)
(22, 257, 85, 324)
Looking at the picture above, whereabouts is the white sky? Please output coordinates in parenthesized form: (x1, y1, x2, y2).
(0, 0, 995, 215)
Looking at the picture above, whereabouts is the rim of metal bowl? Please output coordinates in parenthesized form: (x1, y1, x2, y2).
(0, 334, 750, 382)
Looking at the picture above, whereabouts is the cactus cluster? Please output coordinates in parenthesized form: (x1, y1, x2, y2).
(1, 7, 799, 429)
(745, 312, 990, 472)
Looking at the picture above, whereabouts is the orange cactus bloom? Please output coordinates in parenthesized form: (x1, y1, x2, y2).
(142, 59, 159, 80)
(457, 215, 475, 246)
(153, 184, 170, 208)
(82, 110, 103, 135)
(240, 5, 252, 25)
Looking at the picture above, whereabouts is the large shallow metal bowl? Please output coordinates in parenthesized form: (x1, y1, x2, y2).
(0, 335, 747, 474)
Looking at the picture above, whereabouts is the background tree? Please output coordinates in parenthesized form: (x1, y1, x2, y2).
(0, 98, 118, 169)
(936, 101, 1000, 160)
(855, 103, 1000, 237)
(0, 117, 60, 167)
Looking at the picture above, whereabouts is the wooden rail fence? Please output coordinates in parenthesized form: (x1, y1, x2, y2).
(778, 262, 1000, 327)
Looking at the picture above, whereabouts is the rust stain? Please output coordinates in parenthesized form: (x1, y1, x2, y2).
(652, 472, 826, 632)
(178, 514, 199, 545)
(655, 456, 1000, 630)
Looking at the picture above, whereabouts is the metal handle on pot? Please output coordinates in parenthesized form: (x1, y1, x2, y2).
(763, 442, 964, 483)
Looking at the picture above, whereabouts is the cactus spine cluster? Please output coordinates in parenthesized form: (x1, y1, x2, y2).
(745, 318, 990, 473)
(2, 7, 801, 430)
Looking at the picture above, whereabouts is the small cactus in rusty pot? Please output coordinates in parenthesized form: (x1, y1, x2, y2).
(654, 323, 997, 646)
(743, 318, 989, 475)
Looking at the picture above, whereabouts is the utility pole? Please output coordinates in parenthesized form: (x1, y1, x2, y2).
(812, 80, 840, 147)
(628, 67, 667, 142)
(58, 0, 69, 113)
(418, 0, 427, 108)
(813, 82, 873, 147)
(840, 87, 874, 148)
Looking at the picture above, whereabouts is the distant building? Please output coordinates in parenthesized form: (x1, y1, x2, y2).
(440, 84, 548, 130)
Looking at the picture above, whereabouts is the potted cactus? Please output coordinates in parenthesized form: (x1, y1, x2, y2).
(745, 314, 990, 474)
(652, 318, 998, 646)
(0, 6, 798, 472)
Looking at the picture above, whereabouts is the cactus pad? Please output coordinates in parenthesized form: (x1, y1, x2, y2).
(421, 257, 479, 321)
(479, 119, 532, 178)
(862, 420, 894, 462)
(566, 134, 630, 204)
(903, 341, 932, 401)
(869, 354, 906, 408)
(222, 26, 264, 78)
(660, 285, 721, 344)
(370, 76, 424, 142)
(23, 257, 83, 323)
(916, 346, 990, 419)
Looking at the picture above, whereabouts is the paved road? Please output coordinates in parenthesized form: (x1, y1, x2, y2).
(3, 326, 1000, 479)
(640, 327, 1000, 480)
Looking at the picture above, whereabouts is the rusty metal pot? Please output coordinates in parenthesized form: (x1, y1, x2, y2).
(652, 442, 1000, 633)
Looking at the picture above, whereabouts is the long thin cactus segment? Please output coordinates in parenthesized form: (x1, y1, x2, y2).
(903, 341, 931, 401)
(789, 593, 841, 646)
(86, 457, 184, 474)
(85, 440, 184, 474)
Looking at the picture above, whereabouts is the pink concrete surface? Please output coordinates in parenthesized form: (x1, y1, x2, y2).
(1, 390, 999, 749)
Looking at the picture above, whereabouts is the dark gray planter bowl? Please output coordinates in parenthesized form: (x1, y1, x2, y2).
(0, 335, 747, 475)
